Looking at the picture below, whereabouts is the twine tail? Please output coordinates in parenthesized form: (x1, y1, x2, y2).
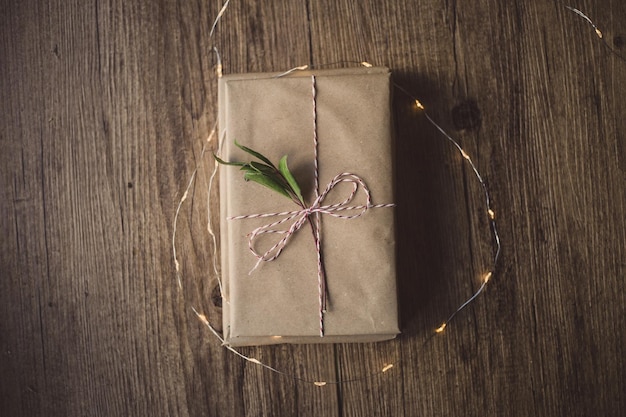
(311, 217, 326, 337)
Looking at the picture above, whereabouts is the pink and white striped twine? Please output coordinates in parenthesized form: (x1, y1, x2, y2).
(228, 75, 395, 337)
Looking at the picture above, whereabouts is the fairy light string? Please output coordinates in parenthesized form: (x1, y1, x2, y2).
(406, 94, 502, 335)
(172, 0, 626, 387)
(172, 0, 502, 386)
(173, 62, 501, 385)
(565, 4, 626, 63)
(566, 5, 603, 39)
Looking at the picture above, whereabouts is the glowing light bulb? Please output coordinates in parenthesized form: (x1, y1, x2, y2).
(361, 61, 373, 67)
(488, 209, 496, 219)
(460, 149, 471, 160)
(414, 99, 425, 110)
(382, 364, 394, 372)
(595, 28, 603, 38)
(435, 323, 447, 333)
(483, 272, 492, 283)
(314, 381, 327, 387)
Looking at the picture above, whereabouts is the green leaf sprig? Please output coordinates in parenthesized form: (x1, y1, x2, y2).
(215, 140, 305, 207)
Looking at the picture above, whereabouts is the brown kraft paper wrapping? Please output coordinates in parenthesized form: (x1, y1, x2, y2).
(218, 67, 399, 347)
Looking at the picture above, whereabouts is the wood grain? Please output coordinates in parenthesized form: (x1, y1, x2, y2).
(1, 0, 625, 416)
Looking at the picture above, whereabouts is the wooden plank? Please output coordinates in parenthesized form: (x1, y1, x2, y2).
(1, 0, 625, 416)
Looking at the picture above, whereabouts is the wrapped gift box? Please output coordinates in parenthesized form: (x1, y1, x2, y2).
(218, 66, 399, 346)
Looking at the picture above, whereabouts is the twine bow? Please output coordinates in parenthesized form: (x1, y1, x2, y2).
(229, 172, 393, 270)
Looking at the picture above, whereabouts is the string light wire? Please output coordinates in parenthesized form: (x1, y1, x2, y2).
(564, 4, 626, 63)
(172, 0, 502, 386)
(172, 123, 217, 290)
(173, 0, 626, 387)
(395, 83, 502, 334)
(565, 5, 603, 39)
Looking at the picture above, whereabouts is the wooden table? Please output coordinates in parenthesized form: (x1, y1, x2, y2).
(2, 1, 625, 416)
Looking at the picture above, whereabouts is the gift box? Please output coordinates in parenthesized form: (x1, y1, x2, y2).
(218, 67, 399, 347)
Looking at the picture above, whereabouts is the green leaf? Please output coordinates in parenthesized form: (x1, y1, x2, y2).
(218, 141, 304, 205)
(278, 155, 304, 204)
(235, 140, 276, 168)
(248, 161, 276, 175)
(214, 153, 245, 166)
(243, 171, 291, 199)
